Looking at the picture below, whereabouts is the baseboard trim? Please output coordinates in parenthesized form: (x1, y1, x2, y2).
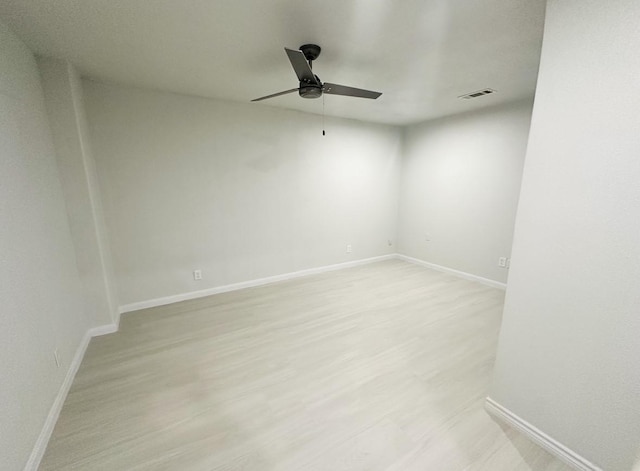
(24, 322, 116, 471)
(88, 322, 118, 337)
(485, 397, 601, 471)
(119, 254, 397, 314)
(24, 330, 91, 470)
(118, 254, 505, 314)
(396, 254, 506, 290)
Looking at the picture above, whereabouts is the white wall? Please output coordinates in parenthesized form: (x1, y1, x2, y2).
(397, 100, 533, 284)
(38, 57, 119, 327)
(490, 1, 640, 470)
(0, 23, 89, 471)
(83, 81, 402, 307)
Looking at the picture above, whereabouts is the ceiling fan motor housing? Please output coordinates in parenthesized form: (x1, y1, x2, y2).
(299, 84, 322, 99)
(299, 79, 323, 99)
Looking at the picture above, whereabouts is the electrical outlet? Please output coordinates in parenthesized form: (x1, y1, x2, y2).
(424, 233, 431, 242)
(54, 349, 61, 368)
(346, 244, 352, 254)
(387, 239, 393, 247)
(193, 269, 202, 280)
(498, 257, 507, 268)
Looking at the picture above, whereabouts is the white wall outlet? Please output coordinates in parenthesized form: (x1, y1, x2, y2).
(54, 349, 61, 368)
(424, 233, 431, 242)
(193, 269, 202, 280)
(346, 244, 352, 253)
(498, 257, 507, 268)
(387, 239, 393, 246)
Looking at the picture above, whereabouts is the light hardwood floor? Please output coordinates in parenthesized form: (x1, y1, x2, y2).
(40, 259, 573, 470)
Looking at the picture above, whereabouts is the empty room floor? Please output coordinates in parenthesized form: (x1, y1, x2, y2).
(40, 259, 572, 470)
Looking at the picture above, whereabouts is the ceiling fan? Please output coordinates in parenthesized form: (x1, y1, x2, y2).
(251, 44, 382, 102)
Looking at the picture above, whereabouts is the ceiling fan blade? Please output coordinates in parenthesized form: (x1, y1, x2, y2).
(285, 47, 319, 85)
(323, 82, 382, 99)
(251, 88, 298, 102)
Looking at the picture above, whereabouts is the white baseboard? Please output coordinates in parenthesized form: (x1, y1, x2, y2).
(396, 254, 506, 290)
(24, 323, 116, 471)
(88, 323, 118, 337)
(119, 254, 397, 314)
(24, 330, 90, 470)
(118, 254, 505, 314)
(485, 397, 601, 471)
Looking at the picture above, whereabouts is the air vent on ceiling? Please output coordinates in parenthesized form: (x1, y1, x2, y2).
(458, 88, 496, 99)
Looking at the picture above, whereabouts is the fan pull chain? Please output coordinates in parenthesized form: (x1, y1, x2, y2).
(322, 94, 326, 136)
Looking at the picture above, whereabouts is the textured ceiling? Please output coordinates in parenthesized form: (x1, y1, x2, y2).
(0, 0, 546, 125)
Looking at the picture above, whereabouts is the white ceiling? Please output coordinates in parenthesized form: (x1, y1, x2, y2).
(0, 0, 546, 125)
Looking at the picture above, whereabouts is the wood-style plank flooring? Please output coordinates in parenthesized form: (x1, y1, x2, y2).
(40, 260, 573, 470)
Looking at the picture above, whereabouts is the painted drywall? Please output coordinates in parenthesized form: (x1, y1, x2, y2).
(38, 57, 119, 326)
(0, 22, 89, 470)
(397, 100, 533, 284)
(83, 81, 402, 307)
(490, 1, 640, 470)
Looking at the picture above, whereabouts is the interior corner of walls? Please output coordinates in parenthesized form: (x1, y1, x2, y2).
(397, 254, 506, 290)
(88, 304, 119, 336)
(65, 58, 79, 80)
(2, 26, 112, 471)
(38, 53, 120, 331)
(89, 322, 118, 337)
(484, 397, 602, 471)
(395, 103, 531, 289)
(111, 306, 121, 330)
